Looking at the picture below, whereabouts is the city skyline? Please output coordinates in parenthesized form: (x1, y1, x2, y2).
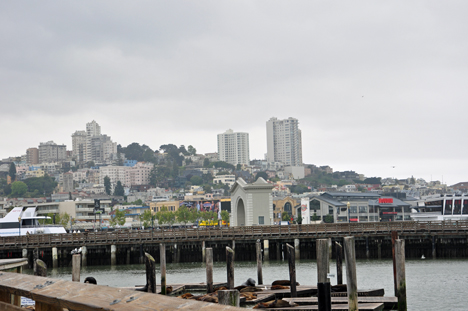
(1, 2, 468, 185)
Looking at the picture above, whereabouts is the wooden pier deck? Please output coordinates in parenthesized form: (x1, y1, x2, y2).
(0, 272, 244, 310)
(2, 220, 467, 249)
(284, 297, 397, 309)
(254, 303, 385, 311)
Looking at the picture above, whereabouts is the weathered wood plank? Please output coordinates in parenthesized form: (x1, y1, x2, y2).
(254, 303, 384, 311)
(0, 272, 246, 311)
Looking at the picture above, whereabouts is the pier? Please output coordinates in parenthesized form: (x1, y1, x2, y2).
(1, 221, 467, 267)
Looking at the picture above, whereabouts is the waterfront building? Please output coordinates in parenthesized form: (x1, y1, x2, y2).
(230, 177, 274, 226)
(266, 117, 302, 166)
(217, 129, 250, 166)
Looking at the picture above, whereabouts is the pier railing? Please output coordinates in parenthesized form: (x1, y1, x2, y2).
(1, 220, 467, 249)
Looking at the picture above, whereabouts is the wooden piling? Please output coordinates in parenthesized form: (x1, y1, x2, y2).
(81, 246, 87, 267)
(391, 231, 398, 296)
(317, 239, 329, 283)
(286, 243, 297, 298)
(206, 247, 214, 293)
(395, 239, 407, 311)
(35, 259, 47, 277)
(52, 247, 58, 269)
(317, 282, 332, 311)
(256, 240, 263, 285)
(160, 243, 167, 295)
(365, 236, 369, 259)
(145, 252, 156, 293)
(344, 236, 358, 311)
(218, 289, 240, 307)
(202, 241, 206, 263)
(111, 245, 116, 266)
(377, 241, 382, 260)
(294, 238, 300, 259)
(72, 254, 81, 282)
(226, 246, 235, 289)
(432, 235, 436, 259)
(335, 242, 343, 285)
(264, 239, 269, 261)
(33, 248, 38, 274)
(126, 248, 131, 265)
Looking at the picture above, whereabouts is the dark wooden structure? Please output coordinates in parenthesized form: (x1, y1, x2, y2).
(1, 221, 468, 267)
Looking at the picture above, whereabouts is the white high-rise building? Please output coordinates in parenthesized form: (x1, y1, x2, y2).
(217, 129, 250, 166)
(266, 117, 302, 166)
(72, 120, 117, 165)
(86, 120, 101, 162)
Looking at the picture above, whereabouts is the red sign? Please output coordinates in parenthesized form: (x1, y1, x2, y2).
(379, 198, 393, 204)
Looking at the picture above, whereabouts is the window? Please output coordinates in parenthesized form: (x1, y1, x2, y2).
(359, 206, 367, 213)
(259, 216, 264, 225)
(284, 202, 292, 213)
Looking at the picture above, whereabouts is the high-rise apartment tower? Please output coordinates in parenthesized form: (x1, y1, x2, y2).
(217, 129, 250, 166)
(266, 117, 302, 166)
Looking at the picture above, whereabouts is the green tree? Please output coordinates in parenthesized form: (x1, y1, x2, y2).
(187, 145, 197, 156)
(190, 175, 203, 185)
(312, 212, 320, 221)
(104, 176, 111, 195)
(155, 206, 169, 226)
(221, 210, 230, 226)
(176, 206, 195, 226)
(282, 212, 290, 221)
(9, 163, 16, 182)
(323, 214, 334, 223)
(200, 211, 217, 224)
(255, 171, 269, 181)
(203, 185, 212, 193)
(203, 158, 210, 167)
(110, 209, 126, 227)
(10, 181, 28, 197)
(114, 181, 124, 196)
(45, 212, 70, 227)
(140, 210, 153, 228)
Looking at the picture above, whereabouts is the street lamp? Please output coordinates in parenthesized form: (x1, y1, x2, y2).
(347, 202, 350, 223)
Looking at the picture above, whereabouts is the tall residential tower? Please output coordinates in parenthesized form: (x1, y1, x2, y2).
(266, 117, 302, 166)
(217, 129, 250, 166)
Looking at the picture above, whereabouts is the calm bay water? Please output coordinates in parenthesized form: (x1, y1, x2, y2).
(25, 258, 468, 310)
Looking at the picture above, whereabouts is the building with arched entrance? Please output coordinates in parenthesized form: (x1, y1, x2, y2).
(272, 196, 301, 224)
(230, 177, 274, 226)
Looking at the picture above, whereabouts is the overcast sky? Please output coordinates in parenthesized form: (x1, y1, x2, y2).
(1, 1, 467, 185)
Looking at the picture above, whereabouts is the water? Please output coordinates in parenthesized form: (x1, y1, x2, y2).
(25, 258, 468, 310)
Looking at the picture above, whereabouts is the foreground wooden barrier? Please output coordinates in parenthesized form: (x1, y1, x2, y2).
(0, 272, 244, 311)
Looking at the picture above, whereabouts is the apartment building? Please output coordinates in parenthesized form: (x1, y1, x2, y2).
(71, 130, 87, 163)
(38, 141, 67, 163)
(266, 117, 302, 166)
(217, 129, 250, 166)
(26, 148, 39, 165)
